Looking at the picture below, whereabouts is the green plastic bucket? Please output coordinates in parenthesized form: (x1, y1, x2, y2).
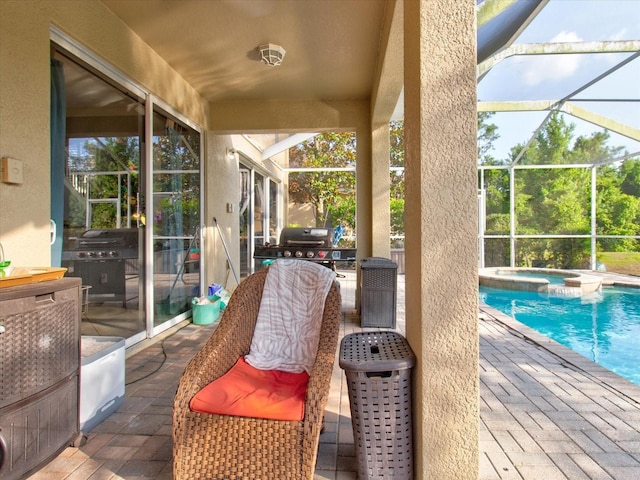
(192, 297, 221, 325)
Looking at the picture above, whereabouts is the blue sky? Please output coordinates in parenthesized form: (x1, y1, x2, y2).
(477, 0, 640, 161)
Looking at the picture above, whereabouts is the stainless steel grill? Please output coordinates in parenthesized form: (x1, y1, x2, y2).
(254, 227, 356, 263)
(62, 229, 139, 302)
(63, 228, 138, 261)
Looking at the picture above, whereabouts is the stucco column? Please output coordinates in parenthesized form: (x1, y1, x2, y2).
(356, 125, 373, 258)
(371, 122, 391, 258)
(404, 1, 479, 479)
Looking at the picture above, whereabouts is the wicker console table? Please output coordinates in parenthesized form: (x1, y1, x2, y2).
(0, 277, 81, 480)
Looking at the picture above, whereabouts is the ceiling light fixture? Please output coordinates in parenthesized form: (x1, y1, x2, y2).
(258, 43, 286, 67)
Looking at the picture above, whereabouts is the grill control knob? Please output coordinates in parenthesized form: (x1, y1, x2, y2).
(78, 252, 87, 258)
(87, 251, 96, 257)
(109, 251, 119, 257)
(295, 250, 303, 258)
(98, 251, 107, 257)
(283, 250, 292, 257)
(306, 251, 315, 258)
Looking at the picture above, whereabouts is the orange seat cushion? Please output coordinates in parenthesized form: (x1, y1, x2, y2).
(189, 356, 310, 421)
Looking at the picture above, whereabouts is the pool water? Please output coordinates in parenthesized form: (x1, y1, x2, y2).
(480, 285, 640, 386)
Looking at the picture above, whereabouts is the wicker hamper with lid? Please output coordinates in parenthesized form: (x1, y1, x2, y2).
(339, 330, 415, 480)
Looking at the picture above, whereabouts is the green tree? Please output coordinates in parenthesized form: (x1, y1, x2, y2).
(597, 162, 640, 251)
(390, 121, 405, 244)
(513, 115, 589, 266)
(620, 159, 640, 197)
(481, 167, 510, 234)
(288, 132, 356, 236)
(68, 136, 140, 230)
(477, 111, 500, 165)
(478, 112, 510, 255)
(511, 114, 639, 266)
(389, 198, 404, 246)
(153, 125, 201, 237)
(572, 131, 623, 164)
(390, 120, 405, 199)
(521, 112, 575, 165)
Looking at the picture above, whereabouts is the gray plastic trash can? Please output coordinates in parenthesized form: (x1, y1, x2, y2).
(360, 257, 398, 328)
(339, 331, 415, 480)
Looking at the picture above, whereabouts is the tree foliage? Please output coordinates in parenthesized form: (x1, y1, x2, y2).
(152, 125, 201, 237)
(287, 124, 408, 247)
(288, 112, 639, 266)
(478, 111, 500, 165)
(390, 121, 405, 243)
(67, 123, 201, 240)
(67, 136, 140, 230)
(481, 112, 640, 268)
(288, 132, 356, 237)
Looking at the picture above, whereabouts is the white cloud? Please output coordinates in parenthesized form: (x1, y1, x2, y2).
(609, 28, 628, 41)
(549, 31, 583, 44)
(522, 31, 584, 86)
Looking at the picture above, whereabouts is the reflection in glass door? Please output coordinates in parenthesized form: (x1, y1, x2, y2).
(54, 48, 146, 340)
(151, 109, 201, 329)
(269, 179, 279, 245)
(238, 163, 281, 277)
(239, 168, 251, 277)
(253, 172, 265, 272)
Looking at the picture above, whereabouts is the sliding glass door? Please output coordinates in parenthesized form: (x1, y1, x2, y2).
(151, 108, 201, 328)
(52, 41, 202, 344)
(53, 48, 147, 340)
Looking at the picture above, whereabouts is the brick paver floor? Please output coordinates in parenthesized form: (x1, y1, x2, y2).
(480, 305, 640, 480)
(25, 272, 640, 480)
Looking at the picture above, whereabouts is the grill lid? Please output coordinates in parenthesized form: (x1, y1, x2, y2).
(279, 227, 334, 248)
(63, 228, 139, 260)
(72, 229, 138, 250)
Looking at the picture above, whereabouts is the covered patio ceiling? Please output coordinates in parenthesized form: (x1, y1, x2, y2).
(100, 0, 389, 105)
(99, 0, 639, 163)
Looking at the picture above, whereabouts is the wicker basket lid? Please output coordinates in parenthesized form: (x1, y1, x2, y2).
(339, 331, 415, 371)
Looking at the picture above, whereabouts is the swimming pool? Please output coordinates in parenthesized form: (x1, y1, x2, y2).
(480, 285, 640, 386)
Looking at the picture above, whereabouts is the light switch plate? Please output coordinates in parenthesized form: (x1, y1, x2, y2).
(2, 157, 24, 184)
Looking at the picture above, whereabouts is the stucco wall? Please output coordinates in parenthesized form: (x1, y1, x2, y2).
(205, 136, 242, 290)
(0, 0, 207, 266)
(0, 1, 52, 265)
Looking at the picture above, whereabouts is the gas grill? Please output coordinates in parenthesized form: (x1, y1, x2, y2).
(62, 228, 139, 302)
(254, 227, 356, 264)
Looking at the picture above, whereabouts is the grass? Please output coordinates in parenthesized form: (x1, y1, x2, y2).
(597, 252, 640, 276)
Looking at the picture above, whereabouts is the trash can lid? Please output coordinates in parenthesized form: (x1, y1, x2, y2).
(360, 257, 398, 269)
(339, 331, 415, 371)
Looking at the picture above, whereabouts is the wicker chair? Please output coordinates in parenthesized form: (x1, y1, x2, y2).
(172, 267, 342, 480)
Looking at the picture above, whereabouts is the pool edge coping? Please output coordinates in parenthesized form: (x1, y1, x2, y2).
(479, 267, 603, 294)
